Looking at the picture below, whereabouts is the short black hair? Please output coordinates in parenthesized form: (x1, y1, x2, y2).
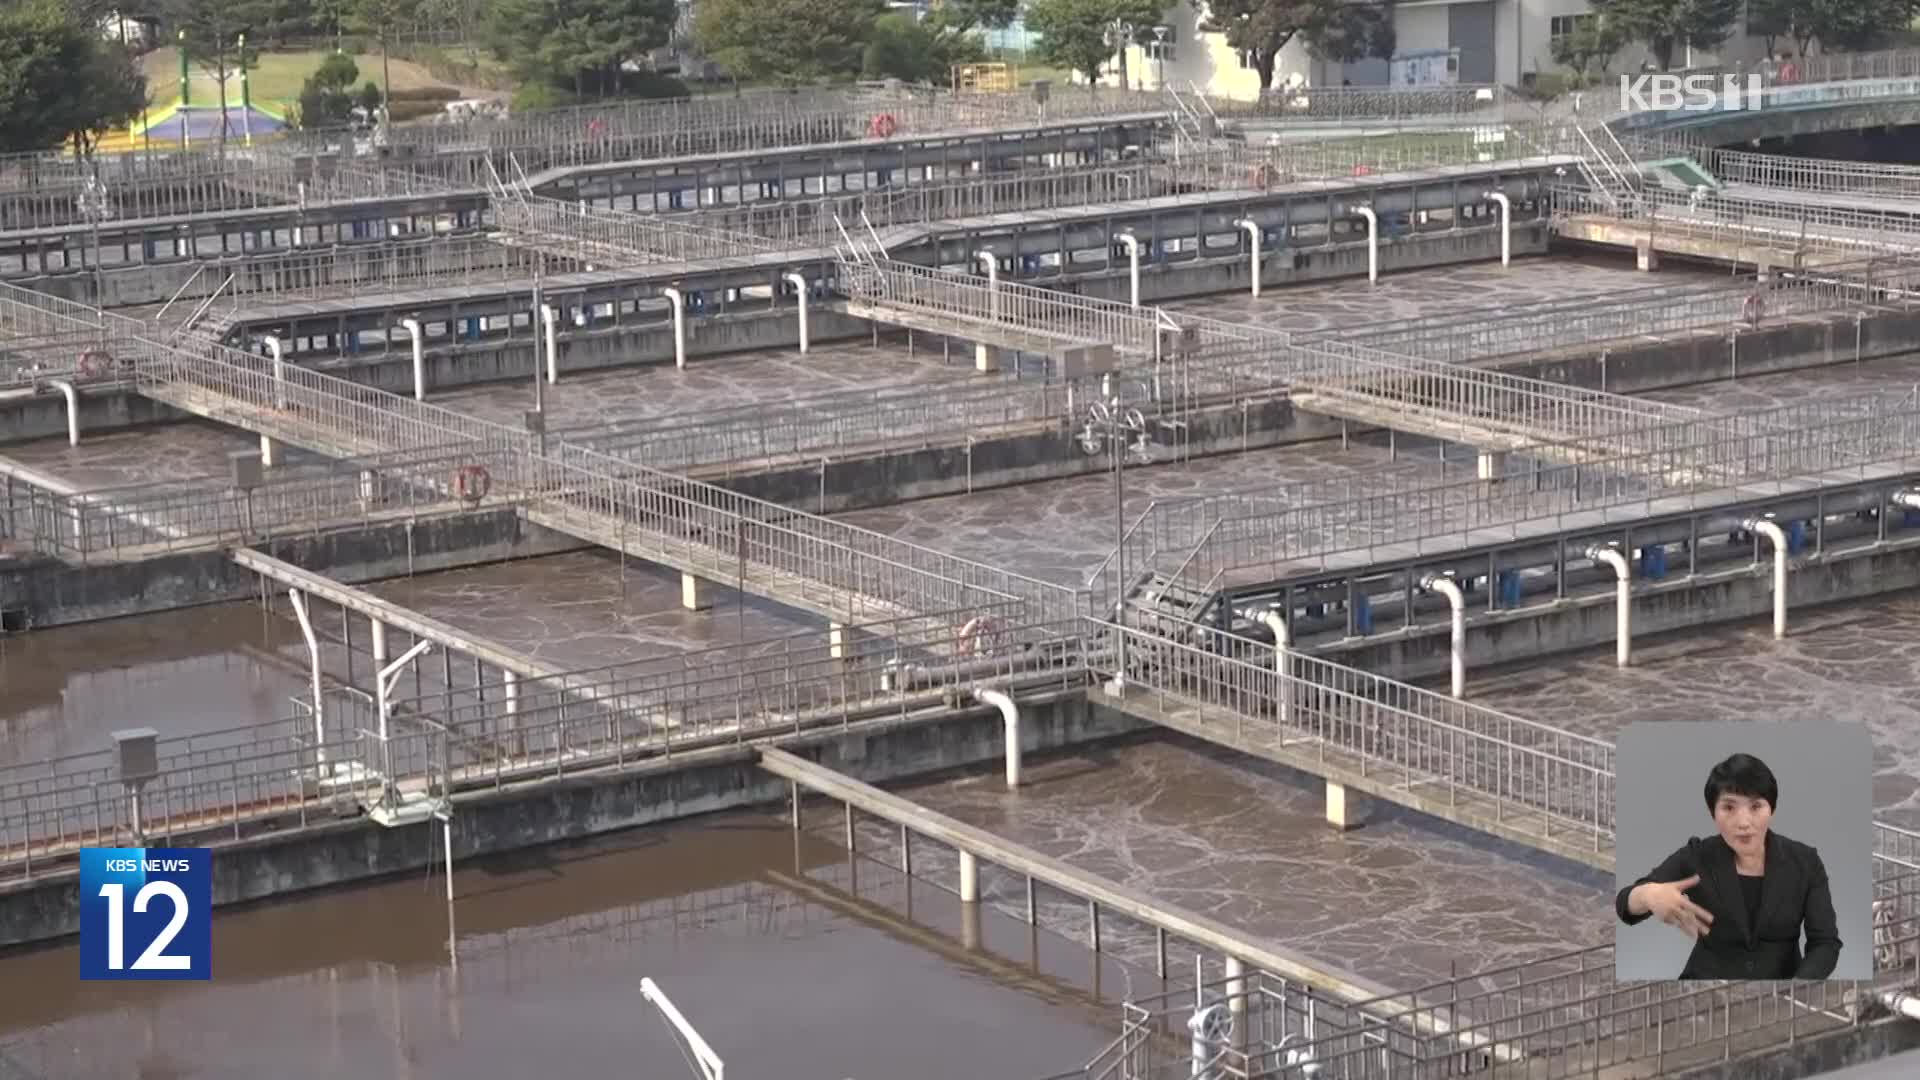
(1704, 753, 1779, 814)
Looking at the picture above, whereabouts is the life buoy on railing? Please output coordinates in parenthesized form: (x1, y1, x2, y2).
(77, 349, 112, 378)
(586, 118, 608, 139)
(1248, 164, 1275, 188)
(1352, 164, 1373, 177)
(1743, 291, 1765, 327)
(454, 464, 492, 503)
(868, 113, 899, 139)
(957, 614, 1000, 656)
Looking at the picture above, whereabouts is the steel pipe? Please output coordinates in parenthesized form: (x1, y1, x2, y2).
(1114, 233, 1143, 308)
(1745, 517, 1790, 639)
(1422, 574, 1466, 698)
(974, 687, 1022, 789)
(1234, 219, 1261, 297)
(1586, 545, 1632, 667)
(49, 379, 77, 447)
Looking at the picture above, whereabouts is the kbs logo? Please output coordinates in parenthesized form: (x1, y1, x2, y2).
(79, 847, 211, 980)
(1619, 73, 1766, 112)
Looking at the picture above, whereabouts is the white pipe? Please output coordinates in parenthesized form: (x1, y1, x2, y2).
(1881, 990, 1920, 1021)
(1892, 490, 1920, 511)
(958, 850, 979, 903)
(377, 639, 433, 744)
(974, 687, 1021, 790)
(662, 287, 687, 369)
(1356, 207, 1379, 284)
(976, 251, 998, 320)
(287, 589, 325, 767)
(1261, 609, 1292, 728)
(1587, 545, 1632, 668)
(1746, 518, 1790, 639)
(1234, 219, 1261, 297)
(1115, 233, 1142, 308)
(783, 272, 809, 354)
(262, 335, 285, 466)
(540, 304, 559, 384)
(640, 978, 724, 1080)
(1487, 192, 1512, 267)
(400, 318, 424, 401)
(50, 379, 78, 446)
(1422, 574, 1466, 698)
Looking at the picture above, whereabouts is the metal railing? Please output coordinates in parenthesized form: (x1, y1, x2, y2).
(0, 609, 1086, 879)
(2, 286, 1085, 629)
(0, 441, 510, 559)
(1553, 181, 1920, 258)
(1207, 85, 1508, 124)
(1116, 388, 1920, 610)
(492, 191, 792, 267)
(1059, 850, 1920, 1079)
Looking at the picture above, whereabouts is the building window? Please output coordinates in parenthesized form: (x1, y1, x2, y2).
(1549, 13, 1596, 48)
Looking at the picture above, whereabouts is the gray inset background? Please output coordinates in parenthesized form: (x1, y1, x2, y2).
(1614, 721, 1874, 981)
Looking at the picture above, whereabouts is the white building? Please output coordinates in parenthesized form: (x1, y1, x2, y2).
(1110, 0, 1774, 100)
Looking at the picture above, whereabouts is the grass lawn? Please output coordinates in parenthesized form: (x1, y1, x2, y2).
(138, 46, 472, 115)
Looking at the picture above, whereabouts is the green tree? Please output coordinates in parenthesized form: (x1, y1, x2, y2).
(1550, 16, 1625, 87)
(488, 0, 681, 97)
(1749, 0, 1916, 57)
(1202, 0, 1397, 92)
(1592, 0, 1740, 70)
(345, 0, 422, 137)
(294, 49, 360, 129)
(1025, 0, 1117, 85)
(694, 0, 882, 83)
(0, 0, 146, 156)
(163, 0, 269, 154)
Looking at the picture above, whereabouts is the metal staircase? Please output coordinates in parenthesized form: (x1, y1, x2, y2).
(1572, 121, 1641, 211)
(1164, 81, 1217, 157)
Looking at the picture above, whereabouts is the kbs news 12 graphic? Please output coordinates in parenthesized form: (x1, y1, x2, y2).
(78, 847, 212, 981)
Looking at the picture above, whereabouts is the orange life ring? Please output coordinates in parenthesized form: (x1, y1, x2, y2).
(1248, 163, 1275, 188)
(454, 464, 492, 502)
(77, 349, 112, 378)
(868, 113, 898, 139)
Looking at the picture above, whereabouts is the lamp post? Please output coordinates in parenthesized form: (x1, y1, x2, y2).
(1080, 393, 1155, 692)
(1152, 26, 1171, 91)
(78, 174, 108, 305)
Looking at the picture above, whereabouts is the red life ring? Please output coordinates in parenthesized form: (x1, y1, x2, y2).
(1248, 164, 1275, 188)
(586, 118, 608, 139)
(1352, 164, 1373, 177)
(1743, 292, 1765, 326)
(77, 349, 112, 378)
(868, 113, 898, 139)
(454, 464, 492, 502)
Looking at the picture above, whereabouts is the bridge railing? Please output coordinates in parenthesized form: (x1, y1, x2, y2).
(1205, 84, 1508, 124)
(0, 609, 1086, 881)
(1554, 181, 1920, 256)
(841, 258, 1178, 355)
(493, 192, 794, 266)
(1641, 136, 1920, 199)
(1158, 388, 1920, 593)
(1096, 617, 1617, 849)
(0, 441, 510, 560)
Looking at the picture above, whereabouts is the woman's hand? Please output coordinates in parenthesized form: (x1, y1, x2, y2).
(1631, 875, 1715, 939)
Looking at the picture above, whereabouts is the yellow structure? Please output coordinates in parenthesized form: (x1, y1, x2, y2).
(951, 63, 1016, 93)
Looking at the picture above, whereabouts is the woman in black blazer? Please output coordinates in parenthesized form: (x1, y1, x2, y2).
(1616, 753, 1842, 980)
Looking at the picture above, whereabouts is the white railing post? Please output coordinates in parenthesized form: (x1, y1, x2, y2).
(541, 304, 559, 384)
(975, 250, 999, 320)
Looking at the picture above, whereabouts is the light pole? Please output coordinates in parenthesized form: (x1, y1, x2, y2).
(1152, 26, 1171, 91)
(78, 173, 108, 306)
(1080, 394, 1155, 692)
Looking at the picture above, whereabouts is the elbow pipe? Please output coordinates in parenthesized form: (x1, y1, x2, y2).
(540, 304, 559, 385)
(1421, 574, 1467, 698)
(661, 287, 687, 369)
(974, 250, 997, 282)
(1586, 545, 1633, 668)
(1114, 233, 1143, 309)
(1744, 518, 1790, 640)
(783, 272, 809, 354)
(50, 379, 78, 447)
(1891, 490, 1920, 512)
(1261, 609, 1292, 728)
(265, 335, 286, 410)
(1486, 192, 1513, 267)
(1233, 219, 1261, 297)
(400, 318, 424, 402)
(1882, 991, 1920, 1021)
(1355, 207, 1379, 285)
(974, 687, 1021, 790)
